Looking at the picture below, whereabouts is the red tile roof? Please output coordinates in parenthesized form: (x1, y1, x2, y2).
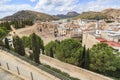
(96, 38, 107, 42)
(106, 41, 120, 47)
(96, 38, 120, 47)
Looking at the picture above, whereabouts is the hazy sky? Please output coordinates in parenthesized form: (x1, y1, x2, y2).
(0, 0, 120, 18)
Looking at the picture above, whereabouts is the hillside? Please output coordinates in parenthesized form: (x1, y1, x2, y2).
(2, 10, 59, 21)
(56, 11, 79, 19)
(101, 8, 120, 17)
(67, 11, 79, 17)
(75, 11, 108, 20)
(74, 8, 120, 20)
(2, 8, 120, 21)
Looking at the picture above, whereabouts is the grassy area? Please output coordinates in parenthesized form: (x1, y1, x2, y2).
(43, 64, 80, 80)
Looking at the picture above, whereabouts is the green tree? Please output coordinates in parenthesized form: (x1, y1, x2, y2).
(0, 27, 9, 46)
(4, 21, 11, 30)
(56, 39, 82, 65)
(4, 38, 10, 49)
(0, 27, 8, 38)
(90, 43, 120, 73)
(0, 22, 11, 30)
(50, 47, 54, 58)
(73, 47, 83, 66)
(45, 41, 58, 57)
(78, 12, 108, 20)
(12, 20, 33, 29)
(81, 45, 86, 68)
(31, 33, 44, 63)
(22, 36, 32, 48)
(77, 45, 90, 69)
(85, 48, 90, 69)
(13, 36, 25, 56)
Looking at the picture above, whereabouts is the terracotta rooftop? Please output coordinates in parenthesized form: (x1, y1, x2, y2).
(96, 38, 120, 47)
(96, 38, 107, 42)
(107, 41, 120, 47)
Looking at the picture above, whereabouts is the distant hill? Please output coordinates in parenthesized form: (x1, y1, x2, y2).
(66, 11, 79, 17)
(56, 11, 79, 19)
(2, 10, 59, 21)
(75, 11, 108, 20)
(101, 8, 120, 18)
(2, 8, 120, 21)
(74, 8, 120, 20)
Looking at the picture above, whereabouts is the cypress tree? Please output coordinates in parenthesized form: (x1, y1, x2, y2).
(79, 45, 90, 69)
(50, 47, 54, 58)
(84, 48, 90, 69)
(81, 45, 86, 68)
(4, 38, 10, 49)
(13, 36, 25, 56)
(4, 22, 11, 30)
(31, 33, 40, 64)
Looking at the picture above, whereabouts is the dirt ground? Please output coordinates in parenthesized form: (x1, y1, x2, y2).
(10, 22, 70, 45)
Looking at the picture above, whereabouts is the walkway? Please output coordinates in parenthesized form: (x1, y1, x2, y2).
(0, 67, 23, 80)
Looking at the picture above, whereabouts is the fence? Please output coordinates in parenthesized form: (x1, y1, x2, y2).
(0, 46, 70, 80)
(0, 62, 30, 80)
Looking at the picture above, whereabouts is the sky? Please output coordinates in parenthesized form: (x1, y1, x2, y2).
(0, 0, 120, 18)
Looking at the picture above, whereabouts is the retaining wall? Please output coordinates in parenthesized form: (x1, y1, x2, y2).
(40, 54, 113, 80)
(0, 50, 60, 80)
